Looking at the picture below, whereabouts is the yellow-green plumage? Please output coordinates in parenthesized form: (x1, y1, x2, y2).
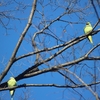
(7, 77, 17, 100)
(84, 22, 93, 44)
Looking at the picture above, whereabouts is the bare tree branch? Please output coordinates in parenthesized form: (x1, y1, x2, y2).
(0, 0, 38, 83)
(63, 68, 99, 100)
(1, 80, 100, 91)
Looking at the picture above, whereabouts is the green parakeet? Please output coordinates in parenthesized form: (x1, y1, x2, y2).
(7, 77, 17, 100)
(84, 22, 93, 44)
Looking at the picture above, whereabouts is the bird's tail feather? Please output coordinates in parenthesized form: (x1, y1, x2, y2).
(88, 35, 93, 44)
(11, 97, 13, 100)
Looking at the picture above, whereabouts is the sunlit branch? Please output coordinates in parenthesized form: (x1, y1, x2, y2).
(0, 0, 38, 83)
(15, 29, 100, 61)
(21, 42, 100, 78)
(85, 43, 100, 56)
(0, 40, 96, 86)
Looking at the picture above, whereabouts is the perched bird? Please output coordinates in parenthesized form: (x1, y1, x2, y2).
(84, 22, 93, 44)
(7, 77, 17, 100)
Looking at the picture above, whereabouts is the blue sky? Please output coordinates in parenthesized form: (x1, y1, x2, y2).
(0, 0, 100, 100)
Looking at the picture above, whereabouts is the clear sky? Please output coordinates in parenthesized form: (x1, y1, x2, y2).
(0, 0, 100, 100)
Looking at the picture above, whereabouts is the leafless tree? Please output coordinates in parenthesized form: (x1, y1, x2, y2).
(0, 0, 100, 100)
